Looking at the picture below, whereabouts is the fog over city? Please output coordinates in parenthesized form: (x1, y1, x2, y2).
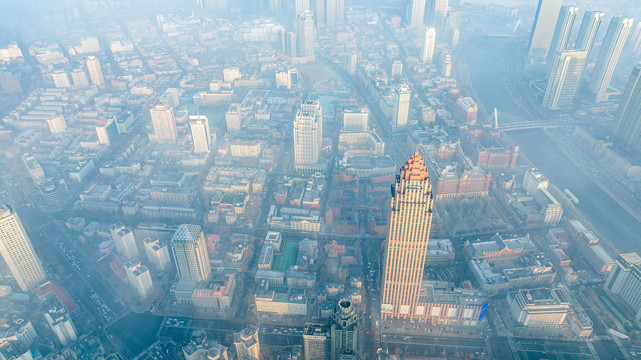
(1, 0, 641, 359)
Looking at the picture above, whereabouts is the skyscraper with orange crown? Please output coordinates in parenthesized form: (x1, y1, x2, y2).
(381, 151, 434, 320)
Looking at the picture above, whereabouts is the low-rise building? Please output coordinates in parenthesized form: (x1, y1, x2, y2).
(254, 287, 307, 316)
(425, 239, 455, 265)
(508, 288, 570, 327)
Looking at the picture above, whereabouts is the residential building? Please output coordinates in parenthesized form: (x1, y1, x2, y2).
(143, 237, 171, 272)
(44, 304, 77, 346)
(149, 104, 178, 143)
(0, 205, 46, 291)
(47, 115, 67, 134)
(110, 223, 139, 259)
(381, 151, 433, 320)
(86, 55, 104, 86)
(124, 260, 153, 298)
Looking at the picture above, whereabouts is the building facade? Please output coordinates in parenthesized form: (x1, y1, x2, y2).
(546, 5, 578, 66)
(392, 84, 411, 127)
(543, 50, 587, 110)
(294, 100, 323, 171)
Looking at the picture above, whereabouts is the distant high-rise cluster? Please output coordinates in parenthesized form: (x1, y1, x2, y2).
(534, 1, 633, 109)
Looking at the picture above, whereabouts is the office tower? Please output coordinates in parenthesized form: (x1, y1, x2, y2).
(0, 205, 46, 292)
(47, 115, 67, 134)
(183, 330, 229, 360)
(317, 0, 344, 27)
(159, 88, 180, 108)
(286, 31, 297, 58)
(44, 304, 77, 346)
(303, 323, 330, 360)
(189, 115, 212, 153)
(604, 253, 641, 321)
(294, 100, 323, 170)
(233, 326, 260, 359)
(528, 0, 564, 58)
(546, 5, 578, 65)
(297, 10, 315, 57)
(422, 27, 437, 63)
(95, 117, 119, 146)
(171, 224, 211, 282)
(392, 84, 411, 127)
(381, 152, 434, 319)
(574, 10, 603, 55)
(86, 55, 104, 86)
(450, 28, 460, 47)
(225, 104, 241, 133)
(110, 223, 139, 259)
(22, 154, 45, 184)
(405, 0, 426, 28)
(347, 52, 358, 74)
(588, 16, 634, 103)
(143, 237, 171, 272)
(631, 22, 641, 58)
(391, 60, 403, 77)
(70, 68, 89, 87)
(51, 70, 70, 88)
(425, 0, 449, 30)
(543, 50, 587, 110)
(612, 63, 641, 151)
(124, 259, 153, 298)
(330, 299, 360, 360)
(343, 106, 369, 131)
(295, 0, 309, 14)
(149, 104, 178, 143)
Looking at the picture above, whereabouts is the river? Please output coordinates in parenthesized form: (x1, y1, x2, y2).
(465, 35, 641, 253)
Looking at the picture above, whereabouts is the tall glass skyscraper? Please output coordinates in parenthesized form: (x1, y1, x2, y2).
(574, 10, 604, 55)
(543, 50, 587, 110)
(588, 16, 634, 103)
(297, 10, 315, 57)
(171, 224, 211, 282)
(381, 151, 434, 319)
(546, 4, 578, 66)
(528, 0, 564, 58)
(613, 63, 641, 151)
